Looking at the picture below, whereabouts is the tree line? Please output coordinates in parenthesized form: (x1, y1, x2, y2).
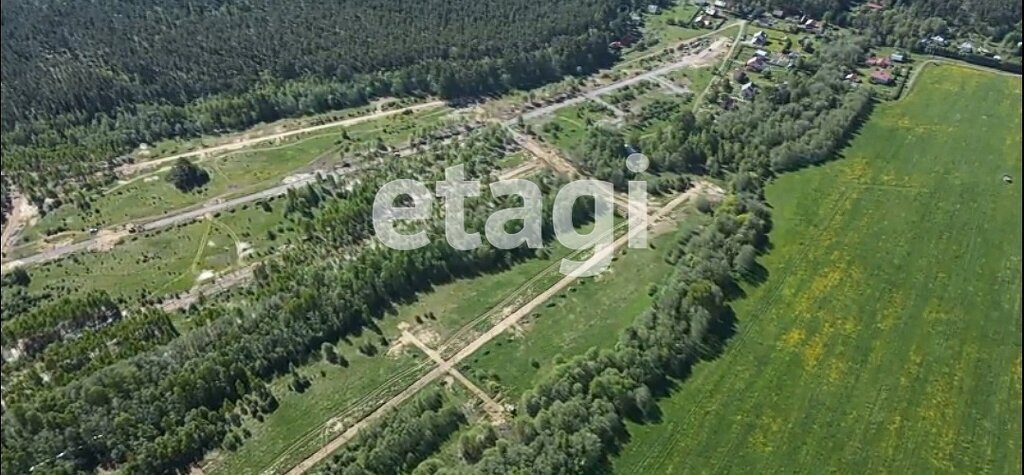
(0, 0, 660, 203)
(0, 130, 598, 474)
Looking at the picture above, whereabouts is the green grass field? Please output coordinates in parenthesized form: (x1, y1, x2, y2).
(24, 105, 452, 242)
(27, 199, 292, 299)
(203, 223, 606, 474)
(533, 103, 613, 154)
(614, 64, 1022, 473)
(462, 212, 706, 399)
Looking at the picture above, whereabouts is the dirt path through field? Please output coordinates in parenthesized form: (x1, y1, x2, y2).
(118, 101, 446, 176)
(285, 180, 721, 475)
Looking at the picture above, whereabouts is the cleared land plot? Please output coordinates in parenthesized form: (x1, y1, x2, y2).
(26, 199, 292, 299)
(23, 106, 452, 243)
(205, 341, 429, 475)
(614, 65, 1022, 473)
(533, 103, 615, 154)
(202, 223, 603, 475)
(462, 212, 706, 398)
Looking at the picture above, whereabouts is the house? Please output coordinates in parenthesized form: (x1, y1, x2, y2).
(870, 68, 893, 85)
(771, 9, 785, 18)
(647, 4, 659, 13)
(844, 72, 860, 83)
(745, 56, 766, 72)
(705, 6, 719, 16)
(890, 51, 906, 62)
(866, 55, 891, 67)
(754, 49, 769, 58)
(959, 41, 974, 53)
(741, 82, 756, 99)
(694, 14, 715, 28)
(930, 35, 947, 46)
(803, 18, 817, 30)
(713, 0, 728, 8)
(750, 30, 768, 46)
(630, 12, 642, 21)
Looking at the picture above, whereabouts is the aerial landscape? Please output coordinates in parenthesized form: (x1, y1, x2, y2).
(0, 0, 1020, 474)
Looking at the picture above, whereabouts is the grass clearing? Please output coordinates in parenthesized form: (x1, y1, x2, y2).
(25, 105, 452, 242)
(27, 199, 295, 299)
(203, 221, 608, 474)
(614, 64, 1022, 473)
(533, 103, 614, 157)
(462, 210, 706, 398)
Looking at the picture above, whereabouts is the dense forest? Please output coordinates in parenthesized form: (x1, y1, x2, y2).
(0, 0, 653, 201)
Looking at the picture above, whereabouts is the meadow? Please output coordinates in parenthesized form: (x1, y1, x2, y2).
(21, 105, 452, 243)
(462, 211, 706, 398)
(614, 64, 1022, 473)
(203, 223, 607, 474)
(26, 198, 292, 300)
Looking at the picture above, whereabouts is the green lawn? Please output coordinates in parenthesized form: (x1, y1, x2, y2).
(644, 2, 704, 45)
(461, 212, 705, 398)
(615, 64, 1022, 473)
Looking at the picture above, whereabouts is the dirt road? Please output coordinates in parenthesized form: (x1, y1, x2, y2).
(1, 192, 37, 254)
(510, 37, 732, 125)
(285, 180, 720, 475)
(118, 101, 446, 176)
(400, 330, 507, 421)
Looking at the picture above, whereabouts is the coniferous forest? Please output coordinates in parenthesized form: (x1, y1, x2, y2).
(1, 0, 648, 198)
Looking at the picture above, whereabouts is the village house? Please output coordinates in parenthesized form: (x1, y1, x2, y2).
(771, 9, 785, 18)
(741, 82, 756, 99)
(705, 6, 719, 16)
(754, 49, 769, 58)
(750, 30, 768, 46)
(646, 4, 659, 13)
(866, 55, 891, 68)
(870, 68, 893, 85)
(745, 56, 767, 72)
(890, 51, 906, 62)
(694, 14, 715, 28)
(713, 0, 728, 8)
(959, 41, 974, 54)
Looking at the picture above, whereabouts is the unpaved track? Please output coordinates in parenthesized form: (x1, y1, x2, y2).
(118, 101, 446, 176)
(509, 37, 733, 125)
(400, 330, 506, 421)
(1, 192, 37, 253)
(285, 181, 719, 475)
